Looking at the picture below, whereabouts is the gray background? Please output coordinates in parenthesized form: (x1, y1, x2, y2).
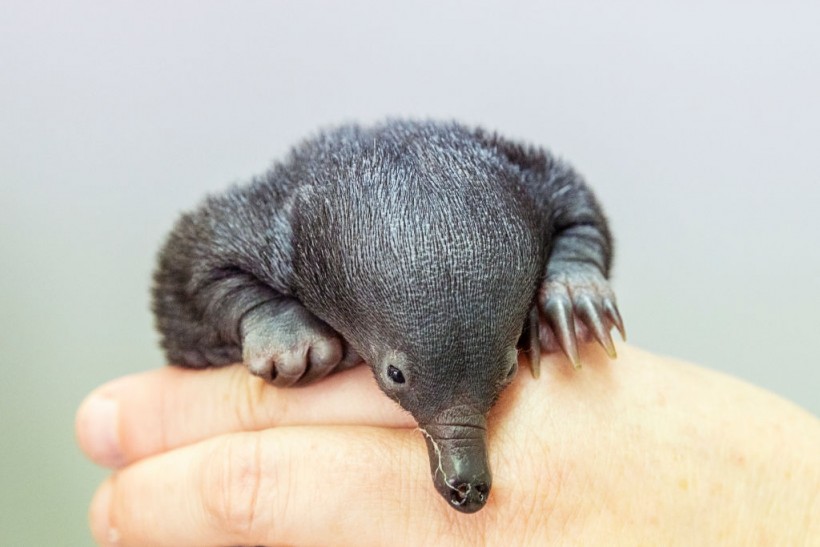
(1, 1, 818, 544)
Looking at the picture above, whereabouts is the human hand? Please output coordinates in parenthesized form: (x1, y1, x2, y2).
(76, 345, 820, 546)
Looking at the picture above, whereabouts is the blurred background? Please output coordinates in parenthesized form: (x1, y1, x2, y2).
(1, 1, 818, 544)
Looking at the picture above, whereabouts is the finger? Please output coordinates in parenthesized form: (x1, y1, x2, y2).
(90, 426, 487, 547)
(76, 364, 414, 469)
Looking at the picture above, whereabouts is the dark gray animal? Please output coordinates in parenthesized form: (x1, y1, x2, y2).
(152, 120, 624, 513)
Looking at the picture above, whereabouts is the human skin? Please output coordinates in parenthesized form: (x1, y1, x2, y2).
(76, 344, 820, 546)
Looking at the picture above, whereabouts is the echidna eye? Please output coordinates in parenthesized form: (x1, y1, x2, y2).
(387, 365, 405, 384)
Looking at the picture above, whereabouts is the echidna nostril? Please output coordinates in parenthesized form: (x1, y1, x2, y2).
(449, 483, 470, 505)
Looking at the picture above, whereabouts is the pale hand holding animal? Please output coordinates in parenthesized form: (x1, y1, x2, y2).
(76, 345, 820, 546)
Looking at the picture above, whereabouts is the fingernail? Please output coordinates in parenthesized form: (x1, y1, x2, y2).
(90, 480, 120, 546)
(76, 395, 124, 468)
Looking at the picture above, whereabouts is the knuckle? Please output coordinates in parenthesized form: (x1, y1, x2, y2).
(232, 368, 260, 430)
(234, 366, 290, 430)
(200, 435, 276, 539)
